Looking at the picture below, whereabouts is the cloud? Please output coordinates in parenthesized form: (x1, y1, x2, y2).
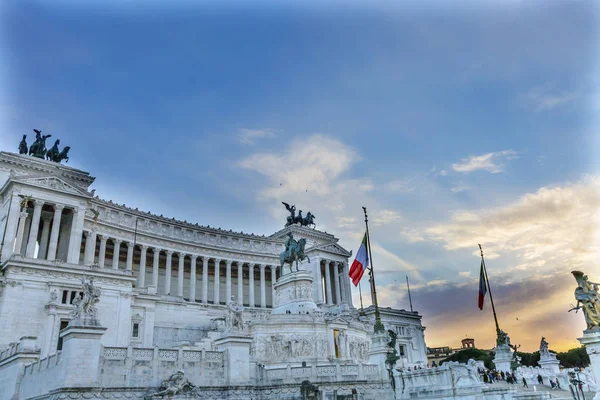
(450, 185, 469, 193)
(371, 209, 402, 226)
(236, 128, 275, 145)
(452, 150, 518, 174)
(520, 87, 578, 112)
(425, 176, 600, 274)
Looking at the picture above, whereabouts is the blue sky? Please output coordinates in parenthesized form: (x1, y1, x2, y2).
(2, 0, 599, 351)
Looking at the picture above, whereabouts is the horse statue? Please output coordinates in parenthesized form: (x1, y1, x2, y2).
(302, 212, 316, 228)
(18, 135, 28, 154)
(46, 139, 60, 161)
(56, 146, 70, 163)
(279, 233, 310, 274)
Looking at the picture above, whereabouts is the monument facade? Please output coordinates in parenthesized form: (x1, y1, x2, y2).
(0, 149, 427, 399)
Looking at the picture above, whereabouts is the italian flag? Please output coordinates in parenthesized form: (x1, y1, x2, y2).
(349, 233, 369, 286)
(478, 260, 487, 310)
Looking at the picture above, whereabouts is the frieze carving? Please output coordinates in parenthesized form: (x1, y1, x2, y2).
(347, 336, 370, 361)
(7, 266, 132, 287)
(17, 177, 84, 196)
(252, 333, 329, 361)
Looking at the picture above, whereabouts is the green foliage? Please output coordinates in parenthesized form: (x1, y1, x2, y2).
(556, 346, 590, 368)
(440, 348, 493, 370)
(516, 351, 540, 367)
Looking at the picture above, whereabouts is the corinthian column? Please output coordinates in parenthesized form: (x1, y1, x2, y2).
(248, 264, 255, 307)
(37, 216, 52, 259)
(189, 255, 197, 302)
(324, 260, 333, 305)
(213, 258, 221, 304)
(152, 248, 160, 288)
(202, 257, 209, 303)
(225, 260, 232, 302)
(260, 264, 266, 308)
(14, 210, 29, 256)
(112, 239, 122, 270)
(126, 242, 134, 271)
(165, 250, 173, 295)
(97, 235, 108, 268)
(237, 262, 244, 304)
(26, 200, 44, 258)
(177, 253, 185, 297)
(83, 229, 97, 264)
(46, 204, 64, 261)
(138, 245, 148, 287)
(270, 266, 276, 307)
(334, 262, 342, 305)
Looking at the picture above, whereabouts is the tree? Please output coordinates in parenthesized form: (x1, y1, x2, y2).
(516, 351, 540, 367)
(556, 347, 589, 368)
(441, 348, 493, 370)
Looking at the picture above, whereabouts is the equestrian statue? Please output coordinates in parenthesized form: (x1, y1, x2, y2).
(282, 202, 316, 228)
(279, 232, 310, 274)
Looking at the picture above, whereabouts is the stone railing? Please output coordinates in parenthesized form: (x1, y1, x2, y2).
(22, 352, 62, 376)
(100, 346, 225, 387)
(262, 363, 382, 384)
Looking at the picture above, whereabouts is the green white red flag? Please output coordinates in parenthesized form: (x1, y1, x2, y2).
(478, 260, 487, 310)
(349, 233, 369, 286)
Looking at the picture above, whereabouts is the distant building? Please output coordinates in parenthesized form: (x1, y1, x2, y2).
(427, 338, 477, 366)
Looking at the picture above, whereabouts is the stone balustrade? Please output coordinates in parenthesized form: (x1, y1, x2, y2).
(262, 363, 382, 384)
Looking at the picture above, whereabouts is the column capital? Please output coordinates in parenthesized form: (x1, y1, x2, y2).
(113, 239, 122, 245)
(213, 258, 221, 264)
(191, 254, 198, 261)
(140, 244, 149, 251)
(53, 204, 65, 212)
(237, 261, 245, 267)
(152, 247, 161, 254)
(177, 252, 186, 258)
(84, 230, 91, 238)
(126, 241, 134, 248)
(19, 210, 29, 218)
(32, 199, 45, 208)
(98, 234, 107, 242)
(259, 263, 265, 270)
(166, 250, 174, 256)
(226, 259, 232, 266)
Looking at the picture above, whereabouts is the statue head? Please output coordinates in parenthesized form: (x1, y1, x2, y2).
(54, 139, 60, 146)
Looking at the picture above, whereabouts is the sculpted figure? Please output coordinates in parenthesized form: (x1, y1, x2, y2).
(539, 337, 550, 357)
(152, 370, 195, 397)
(28, 129, 52, 159)
(497, 329, 511, 346)
(46, 139, 60, 161)
(282, 202, 297, 227)
(279, 232, 310, 274)
(570, 271, 600, 330)
(226, 296, 244, 331)
(71, 277, 100, 319)
(18, 135, 28, 154)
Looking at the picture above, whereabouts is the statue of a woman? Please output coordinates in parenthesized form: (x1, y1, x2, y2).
(570, 271, 600, 330)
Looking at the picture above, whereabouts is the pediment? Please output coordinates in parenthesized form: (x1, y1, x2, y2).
(14, 175, 90, 197)
(310, 242, 352, 257)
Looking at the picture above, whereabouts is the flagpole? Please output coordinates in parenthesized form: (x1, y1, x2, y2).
(406, 275, 414, 313)
(363, 206, 385, 333)
(358, 281, 365, 315)
(479, 244, 501, 337)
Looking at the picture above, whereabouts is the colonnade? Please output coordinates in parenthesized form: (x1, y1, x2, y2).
(318, 259, 352, 306)
(82, 230, 278, 308)
(4, 197, 83, 264)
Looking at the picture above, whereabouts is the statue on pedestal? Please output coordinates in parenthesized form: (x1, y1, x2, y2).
(279, 232, 310, 274)
(539, 337, 550, 358)
(70, 277, 100, 319)
(226, 296, 244, 331)
(570, 271, 600, 331)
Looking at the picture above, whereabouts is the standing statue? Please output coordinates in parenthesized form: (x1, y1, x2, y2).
(569, 271, 600, 330)
(539, 337, 550, 357)
(279, 232, 310, 274)
(282, 202, 297, 227)
(226, 296, 244, 331)
(70, 277, 101, 319)
(151, 370, 196, 397)
(497, 329, 511, 346)
(28, 129, 52, 159)
(18, 135, 28, 154)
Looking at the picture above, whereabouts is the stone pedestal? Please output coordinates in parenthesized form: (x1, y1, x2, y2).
(59, 320, 107, 387)
(272, 270, 318, 315)
(578, 329, 600, 400)
(214, 335, 253, 385)
(538, 354, 561, 375)
(369, 331, 390, 380)
(493, 344, 513, 373)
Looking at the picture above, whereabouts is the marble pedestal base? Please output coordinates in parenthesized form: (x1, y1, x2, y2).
(538, 355, 561, 375)
(368, 331, 390, 380)
(272, 270, 318, 315)
(215, 334, 253, 385)
(60, 322, 107, 387)
(578, 329, 600, 400)
(493, 344, 514, 373)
